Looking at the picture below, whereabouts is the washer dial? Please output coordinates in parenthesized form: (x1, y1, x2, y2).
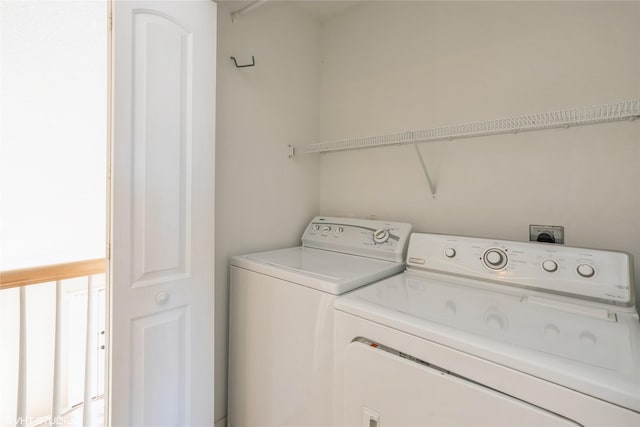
(444, 248, 456, 258)
(542, 259, 558, 272)
(373, 229, 390, 244)
(483, 248, 508, 270)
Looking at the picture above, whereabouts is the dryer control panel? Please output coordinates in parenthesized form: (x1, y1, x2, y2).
(302, 216, 412, 263)
(406, 233, 634, 306)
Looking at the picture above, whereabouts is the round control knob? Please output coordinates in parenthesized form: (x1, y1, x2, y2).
(486, 251, 502, 265)
(312, 224, 320, 231)
(483, 248, 508, 270)
(542, 259, 558, 273)
(577, 263, 595, 278)
(322, 226, 331, 234)
(444, 248, 456, 258)
(336, 226, 344, 234)
(373, 229, 390, 244)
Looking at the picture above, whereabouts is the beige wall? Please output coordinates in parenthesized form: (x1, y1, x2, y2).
(318, 1, 640, 297)
(214, 2, 321, 422)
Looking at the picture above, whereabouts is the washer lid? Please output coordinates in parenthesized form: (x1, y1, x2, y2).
(336, 271, 640, 412)
(231, 247, 405, 295)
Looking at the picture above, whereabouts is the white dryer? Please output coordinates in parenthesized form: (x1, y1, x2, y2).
(334, 233, 640, 426)
(228, 216, 412, 427)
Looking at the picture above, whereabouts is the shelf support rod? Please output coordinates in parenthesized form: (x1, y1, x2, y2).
(413, 142, 437, 199)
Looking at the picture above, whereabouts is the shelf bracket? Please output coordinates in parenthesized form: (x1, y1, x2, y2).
(413, 142, 437, 199)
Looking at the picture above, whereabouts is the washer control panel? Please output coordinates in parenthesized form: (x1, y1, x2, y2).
(406, 233, 633, 306)
(302, 216, 412, 263)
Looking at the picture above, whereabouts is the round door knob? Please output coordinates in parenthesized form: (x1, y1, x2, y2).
(577, 263, 595, 278)
(156, 292, 170, 305)
(373, 229, 389, 244)
(444, 248, 456, 258)
(483, 249, 507, 270)
(542, 259, 558, 272)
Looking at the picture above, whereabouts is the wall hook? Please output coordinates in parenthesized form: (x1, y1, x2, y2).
(230, 56, 255, 68)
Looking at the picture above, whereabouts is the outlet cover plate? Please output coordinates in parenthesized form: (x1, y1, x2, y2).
(529, 225, 564, 244)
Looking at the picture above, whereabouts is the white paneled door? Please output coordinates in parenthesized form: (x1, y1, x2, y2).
(110, 1, 216, 426)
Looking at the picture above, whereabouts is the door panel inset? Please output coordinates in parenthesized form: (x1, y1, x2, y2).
(130, 307, 190, 426)
(131, 11, 193, 287)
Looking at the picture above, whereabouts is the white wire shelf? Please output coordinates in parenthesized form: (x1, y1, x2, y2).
(290, 99, 640, 156)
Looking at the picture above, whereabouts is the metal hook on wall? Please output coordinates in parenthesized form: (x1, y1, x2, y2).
(230, 56, 256, 68)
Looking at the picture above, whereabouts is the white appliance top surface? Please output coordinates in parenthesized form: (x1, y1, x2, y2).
(231, 246, 405, 295)
(336, 270, 640, 412)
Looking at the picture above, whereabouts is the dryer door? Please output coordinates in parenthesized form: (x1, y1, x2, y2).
(343, 341, 579, 427)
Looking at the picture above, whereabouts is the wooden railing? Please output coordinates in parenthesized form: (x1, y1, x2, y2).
(0, 259, 106, 426)
(0, 258, 105, 290)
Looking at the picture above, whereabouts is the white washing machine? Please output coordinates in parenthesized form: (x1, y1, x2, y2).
(228, 216, 412, 427)
(334, 233, 640, 426)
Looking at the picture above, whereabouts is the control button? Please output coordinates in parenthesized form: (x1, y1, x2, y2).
(409, 257, 425, 265)
(322, 226, 331, 234)
(445, 300, 456, 315)
(336, 226, 344, 234)
(483, 248, 508, 270)
(486, 314, 505, 330)
(444, 248, 456, 258)
(313, 224, 320, 231)
(542, 259, 558, 273)
(544, 324, 560, 337)
(373, 229, 390, 244)
(483, 310, 507, 331)
(579, 331, 597, 346)
(577, 263, 595, 278)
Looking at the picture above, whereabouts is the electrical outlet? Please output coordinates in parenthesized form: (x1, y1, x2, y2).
(529, 225, 564, 244)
